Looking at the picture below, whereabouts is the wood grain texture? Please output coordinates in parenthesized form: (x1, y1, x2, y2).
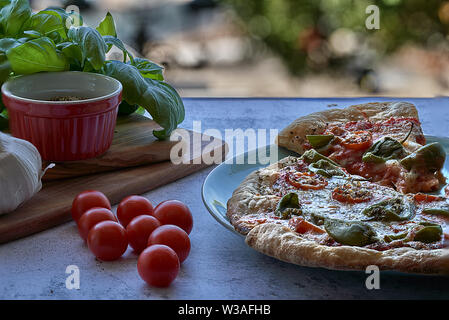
(0, 121, 227, 244)
(42, 114, 182, 181)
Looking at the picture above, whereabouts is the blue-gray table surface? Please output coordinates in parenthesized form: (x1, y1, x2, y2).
(1, 97, 449, 300)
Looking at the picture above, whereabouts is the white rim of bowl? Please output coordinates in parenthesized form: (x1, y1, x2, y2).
(1, 71, 123, 105)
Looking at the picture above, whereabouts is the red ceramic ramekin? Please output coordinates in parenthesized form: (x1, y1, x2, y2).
(2, 72, 122, 161)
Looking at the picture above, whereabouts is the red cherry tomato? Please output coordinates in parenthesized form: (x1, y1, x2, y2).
(137, 245, 180, 287)
(148, 225, 191, 263)
(71, 190, 111, 222)
(117, 195, 154, 227)
(340, 130, 372, 151)
(286, 172, 328, 190)
(153, 200, 193, 234)
(87, 221, 128, 261)
(77, 207, 117, 241)
(126, 215, 161, 253)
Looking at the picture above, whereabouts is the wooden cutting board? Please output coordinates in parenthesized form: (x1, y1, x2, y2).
(42, 113, 182, 180)
(0, 116, 227, 244)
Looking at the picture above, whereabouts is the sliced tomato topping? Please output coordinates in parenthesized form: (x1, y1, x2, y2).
(332, 184, 372, 203)
(289, 217, 325, 234)
(286, 172, 328, 190)
(340, 130, 372, 151)
(413, 193, 445, 203)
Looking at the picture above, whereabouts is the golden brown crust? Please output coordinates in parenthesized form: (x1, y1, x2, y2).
(226, 157, 298, 234)
(276, 101, 422, 154)
(246, 223, 449, 275)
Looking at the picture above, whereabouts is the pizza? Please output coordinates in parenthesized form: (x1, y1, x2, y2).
(227, 102, 449, 274)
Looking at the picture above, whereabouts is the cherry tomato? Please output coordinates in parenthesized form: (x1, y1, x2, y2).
(340, 130, 372, 150)
(332, 185, 372, 204)
(117, 195, 154, 227)
(413, 193, 444, 203)
(77, 207, 117, 241)
(153, 200, 193, 234)
(148, 225, 191, 263)
(126, 215, 161, 253)
(286, 172, 328, 190)
(87, 221, 128, 261)
(71, 190, 111, 222)
(288, 217, 325, 234)
(137, 245, 180, 287)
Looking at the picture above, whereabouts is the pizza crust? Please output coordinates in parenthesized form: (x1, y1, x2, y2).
(276, 101, 423, 154)
(227, 157, 301, 234)
(246, 223, 449, 275)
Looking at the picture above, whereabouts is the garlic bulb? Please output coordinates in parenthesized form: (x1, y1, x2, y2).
(0, 132, 44, 215)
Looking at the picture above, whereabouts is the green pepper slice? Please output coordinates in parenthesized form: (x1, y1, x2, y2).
(324, 219, 378, 246)
(308, 159, 347, 178)
(306, 135, 334, 149)
(275, 192, 301, 219)
(422, 207, 449, 218)
(400, 142, 446, 173)
(384, 232, 408, 243)
(362, 137, 407, 164)
(413, 222, 443, 243)
(362, 197, 415, 222)
(301, 149, 339, 166)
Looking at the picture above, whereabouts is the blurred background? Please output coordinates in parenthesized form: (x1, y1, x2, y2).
(31, 0, 449, 97)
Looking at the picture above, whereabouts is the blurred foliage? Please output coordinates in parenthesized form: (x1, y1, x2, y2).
(222, 0, 448, 74)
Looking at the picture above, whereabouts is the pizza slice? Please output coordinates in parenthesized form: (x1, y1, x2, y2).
(276, 102, 446, 193)
(227, 155, 449, 274)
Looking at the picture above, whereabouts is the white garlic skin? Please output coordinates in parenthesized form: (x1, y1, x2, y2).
(0, 132, 43, 215)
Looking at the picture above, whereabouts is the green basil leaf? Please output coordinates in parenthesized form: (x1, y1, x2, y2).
(102, 60, 184, 139)
(24, 12, 67, 40)
(0, 60, 12, 82)
(0, 0, 31, 37)
(422, 207, 449, 218)
(275, 192, 301, 219)
(414, 222, 443, 243)
(306, 135, 334, 149)
(96, 12, 116, 37)
(400, 142, 446, 173)
(301, 149, 339, 166)
(130, 57, 164, 81)
(324, 219, 378, 246)
(0, 37, 22, 53)
(0, 0, 11, 9)
(362, 197, 415, 222)
(102, 35, 134, 63)
(362, 137, 407, 164)
(57, 41, 82, 69)
(308, 159, 346, 178)
(6, 37, 68, 74)
(384, 232, 408, 243)
(40, 7, 83, 31)
(118, 100, 139, 116)
(68, 26, 107, 70)
(23, 30, 42, 39)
